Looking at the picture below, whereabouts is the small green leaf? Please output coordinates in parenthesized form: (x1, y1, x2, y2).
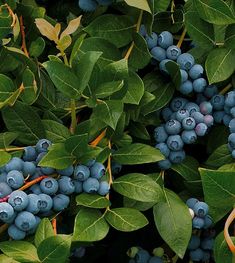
(0, 74, 16, 102)
(165, 61, 181, 90)
(73, 208, 109, 241)
(113, 143, 164, 164)
(112, 173, 163, 202)
(0, 255, 19, 263)
(124, 197, 155, 211)
(95, 81, 124, 99)
(29, 37, 45, 57)
(124, 0, 151, 13)
(76, 193, 111, 208)
(0, 151, 11, 167)
(225, 24, 235, 49)
(152, 0, 171, 12)
(65, 134, 88, 158)
(34, 218, 54, 248)
(105, 208, 148, 231)
(42, 120, 70, 142)
(0, 132, 18, 149)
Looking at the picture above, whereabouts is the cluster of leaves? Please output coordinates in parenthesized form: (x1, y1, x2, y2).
(0, 0, 234, 262)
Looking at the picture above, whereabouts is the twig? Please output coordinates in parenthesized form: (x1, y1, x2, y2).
(19, 16, 29, 57)
(224, 207, 235, 254)
(90, 129, 107, 147)
(177, 28, 187, 48)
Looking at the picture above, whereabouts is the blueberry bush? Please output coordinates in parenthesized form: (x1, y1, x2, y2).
(0, 0, 235, 262)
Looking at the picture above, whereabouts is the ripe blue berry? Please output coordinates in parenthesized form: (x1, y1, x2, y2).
(40, 167, 55, 175)
(223, 114, 232, 126)
(232, 150, 235, 158)
(231, 107, 235, 117)
(27, 216, 41, 235)
(165, 119, 181, 135)
(204, 115, 214, 127)
(78, 0, 98, 11)
(189, 64, 204, 79)
(154, 126, 168, 143)
(204, 215, 213, 229)
(189, 248, 204, 261)
(167, 135, 184, 151)
(196, 94, 207, 105)
(139, 24, 147, 37)
(7, 170, 24, 189)
(158, 31, 173, 49)
(96, 0, 113, 5)
(169, 150, 185, 164)
(182, 117, 196, 130)
(193, 201, 209, 217)
(155, 143, 170, 157)
(177, 53, 195, 70)
(8, 224, 26, 240)
(229, 118, 235, 133)
(204, 84, 218, 98)
(201, 238, 214, 250)
(98, 181, 110, 195)
(158, 159, 172, 170)
(23, 146, 37, 161)
(23, 162, 36, 177)
(170, 97, 188, 112)
(185, 102, 199, 115)
(186, 198, 199, 209)
(180, 80, 193, 95)
(0, 172, 7, 183)
(35, 152, 47, 164)
(35, 139, 52, 153)
(228, 133, 235, 148)
(211, 94, 225, 110)
(187, 235, 200, 250)
(8, 190, 29, 211)
(192, 216, 205, 229)
(176, 109, 189, 122)
(166, 45, 181, 60)
(148, 256, 163, 263)
(181, 130, 197, 144)
(0, 202, 14, 222)
(5, 157, 23, 172)
(26, 194, 41, 214)
(38, 193, 53, 212)
(150, 46, 166, 62)
(0, 182, 12, 198)
(193, 78, 207, 93)
(200, 101, 213, 115)
(202, 251, 210, 261)
(225, 91, 235, 107)
(111, 161, 122, 175)
(40, 178, 59, 195)
(90, 162, 106, 179)
(83, 177, 100, 193)
(213, 111, 225, 123)
(74, 165, 90, 181)
(57, 165, 74, 177)
(135, 249, 151, 263)
(159, 59, 171, 74)
(58, 176, 75, 195)
(74, 180, 83, 193)
(180, 69, 188, 83)
(195, 123, 208, 136)
(191, 112, 204, 123)
(53, 194, 70, 211)
(145, 32, 158, 49)
(15, 211, 36, 231)
(29, 184, 42, 195)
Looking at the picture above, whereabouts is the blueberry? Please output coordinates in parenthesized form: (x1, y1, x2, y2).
(182, 117, 196, 130)
(0, 202, 14, 222)
(53, 194, 70, 211)
(195, 123, 208, 136)
(26, 194, 41, 214)
(15, 211, 36, 231)
(5, 157, 23, 172)
(85, 159, 96, 167)
(148, 256, 163, 263)
(211, 94, 225, 110)
(74, 165, 90, 181)
(166, 45, 181, 60)
(232, 150, 235, 158)
(5, 211, 17, 224)
(165, 119, 181, 135)
(111, 161, 122, 175)
(145, 32, 158, 49)
(223, 114, 232, 126)
(57, 165, 74, 177)
(170, 112, 177, 120)
(213, 111, 225, 123)
(90, 162, 106, 179)
(202, 251, 210, 261)
(83, 178, 100, 193)
(204, 84, 218, 98)
(181, 130, 197, 144)
(187, 235, 200, 250)
(23, 146, 37, 161)
(204, 115, 214, 127)
(35, 152, 47, 164)
(201, 238, 214, 250)
(29, 184, 42, 195)
(161, 107, 173, 121)
(23, 162, 36, 177)
(180, 69, 188, 83)
(169, 150, 185, 164)
(166, 135, 184, 151)
(98, 181, 110, 195)
(40, 178, 59, 195)
(78, 0, 98, 11)
(150, 47, 166, 61)
(186, 198, 199, 209)
(158, 31, 173, 49)
(0, 182, 12, 198)
(191, 112, 204, 123)
(38, 193, 53, 212)
(189, 64, 204, 79)
(27, 216, 41, 235)
(170, 97, 188, 112)
(155, 143, 170, 157)
(193, 201, 209, 217)
(58, 176, 75, 195)
(72, 247, 86, 258)
(225, 91, 235, 107)
(40, 167, 55, 175)
(154, 126, 168, 143)
(196, 93, 207, 104)
(8, 224, 26, 240)
(8, 190, 29, 211)
(159, 59, 171, 74)
(228, 133, 235, 148)
(7, 170, 24, 189)
(96, 0, 113, 5)
(229, 118, 235, 133)
(176, 109, 189, 122)
(139, 24, 147, 37)
(224, 105, 231, 114)
(185, 102, 199, 115)
(180, 80, 193, 95)
(192, 217, 205, 229)
(189, 248, 204, 261)
(204, 215, 213, 229)
(35, 139, 52, 153)
(135, 249, 150, 263)
(177, 53, 195, 70)
(0, 172, 7, 183)
(158, 159, 172, 170)
(193, 78, 207, 93)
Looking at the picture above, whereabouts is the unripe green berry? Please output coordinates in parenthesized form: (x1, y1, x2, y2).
(153, 247, 164, 257)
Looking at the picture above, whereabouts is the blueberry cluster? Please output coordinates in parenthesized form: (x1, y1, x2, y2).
(154, 97, 214, 169)
(78, 0, 114, 12)
(186, 198, 214, 262)
(128, 246, 164, 263)
(0, 139, 110, 240)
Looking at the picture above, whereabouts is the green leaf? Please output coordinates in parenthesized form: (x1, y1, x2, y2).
(105, 208, 148, 231)
(165, 61, 181, 90)
(112, 173, 163, 202)
(2, 102, 46, 144)
(37, 235, 71, 263)
(84, 15, 135, 48)
(73, 208, 109, 241)
(43, 61, 81, 98)
(193, 0, 235, 25)
(124, 0, 151, 13)
(225, 24, 235, 49)
(65, 134, 88, 158)
(76, 193, 111, 209)
(92, 100, 124, 130)
(39, 143, 74, 169)
(200, 168, 235, 222)
(0, 151, 11, 167)
(185, 11, 215, 49)
(0, 6, 12, 39)
(95, 81, 124, 99)
(129, 122, 150, 140)
(0, 132, 18, 149)
(153, 189, 192, 258)
(123, 196, 155, 211)
(171, 156, 200, 181)
(42, 120, 70, 142)
(206, 144, 234, 168)
(29, 37, 45, 58)
(0, 74, 16, 102)
(113, 143, 164, 164)
(0, 241, 39, 263)
(205, 48, 235, 84)
(214, 232, 235, 263)
(34, 218, 54, 248)
(152, 0, 171, 12)
(0, 255, 19, 263)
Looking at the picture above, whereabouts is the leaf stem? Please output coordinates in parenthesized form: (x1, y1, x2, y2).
(220, 83, 233, 95)
(0, 146, 25, 152)
(70, 99, 77, 134)
(52, 218, 57, 235)
(19, 16, 29, 57)
(224, 207, 235, 254)
(4, 4, 16, 27)
(177, 28, 187, 48)
(90, 128, 107, 147)
(107, 140, 113, 187)
(171, 0, 175, 24)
